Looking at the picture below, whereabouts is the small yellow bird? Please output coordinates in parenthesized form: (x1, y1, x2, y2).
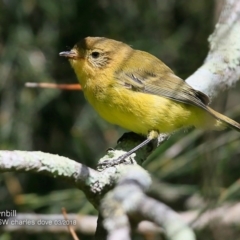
(60, 37, 240, 164)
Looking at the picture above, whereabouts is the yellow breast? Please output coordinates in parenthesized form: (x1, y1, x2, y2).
(83, 83, 207, 135)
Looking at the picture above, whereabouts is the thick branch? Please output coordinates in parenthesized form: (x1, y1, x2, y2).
(0, 148, 154, 208)
(99, 165, 195, 240)
(0, 151, 98, 187)
(186, 0, 240, 99)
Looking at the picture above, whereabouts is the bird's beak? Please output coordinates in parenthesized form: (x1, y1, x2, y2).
(59, 50, 78, 59)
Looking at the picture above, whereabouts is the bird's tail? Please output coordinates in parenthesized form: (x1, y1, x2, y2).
(207, 106, 240, 132)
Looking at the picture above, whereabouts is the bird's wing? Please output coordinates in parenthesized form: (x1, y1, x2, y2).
(115, 68, 209, 110)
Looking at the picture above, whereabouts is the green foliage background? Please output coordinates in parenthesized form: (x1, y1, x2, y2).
(1, 0, 240, 239)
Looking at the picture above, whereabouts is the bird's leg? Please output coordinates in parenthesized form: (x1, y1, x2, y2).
(97, 131, 159, 168)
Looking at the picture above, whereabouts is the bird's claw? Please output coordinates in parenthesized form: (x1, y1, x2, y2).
(97, 156, 133, 170)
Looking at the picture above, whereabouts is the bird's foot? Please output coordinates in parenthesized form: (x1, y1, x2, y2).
(97, 152, 135, 171)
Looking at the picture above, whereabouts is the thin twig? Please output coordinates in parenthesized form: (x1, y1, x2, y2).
(62, 208, 79, 240)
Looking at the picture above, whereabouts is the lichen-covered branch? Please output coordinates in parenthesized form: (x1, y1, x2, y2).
(137, 197, 195, 240)
(99, 165, 195, 240)
(0, 149, 196, 239)
(0, 150, 98, 189)
(186, 0, 240, 99)
(0, 150, 149, 208)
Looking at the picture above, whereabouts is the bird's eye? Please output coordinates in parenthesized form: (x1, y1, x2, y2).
(91, 51, 100, 58)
